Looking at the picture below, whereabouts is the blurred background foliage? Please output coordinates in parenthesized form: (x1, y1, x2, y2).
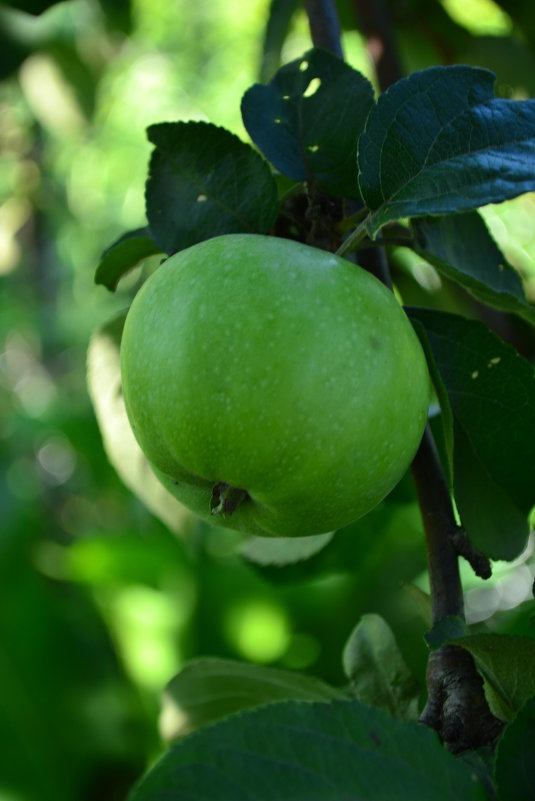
(1, 0, 535, 799)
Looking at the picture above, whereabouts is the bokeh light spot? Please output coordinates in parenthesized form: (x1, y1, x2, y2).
(225, 599, 290, 664)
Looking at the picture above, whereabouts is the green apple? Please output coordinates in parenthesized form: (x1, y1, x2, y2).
(120, 234, 430, 537)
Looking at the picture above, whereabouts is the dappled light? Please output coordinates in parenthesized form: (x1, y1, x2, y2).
(224, 599, 291, 664)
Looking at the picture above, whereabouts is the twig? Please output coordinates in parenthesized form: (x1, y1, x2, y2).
(411, 427, 464, 623)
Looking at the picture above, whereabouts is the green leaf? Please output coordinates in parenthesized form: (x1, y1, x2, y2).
(452, 419, 529, 561)
(495, 696, 535, 801)
(161, 657, 346, 739)
(130, 699, 487, 801)
(450, 634, 535, 722)
(242, 47, 374, 197)
(425, 616, 470, 649)
(458, 749, 497, 801)
(411, 213, 535, 325)
(239, 531, 335, 567)
(145, 121, 279, 254)
(342, 614, 420, 719)
(86, 312, 194, 535)
(95, 228, 162, 291)
(410, 317, 454, 467)
(408, 308, 535, 560)
(359, 65, 535, 237)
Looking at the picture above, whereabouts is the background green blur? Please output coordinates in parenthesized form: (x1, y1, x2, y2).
(1, 1, 535, 799)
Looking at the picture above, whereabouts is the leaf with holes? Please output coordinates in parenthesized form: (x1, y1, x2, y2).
(145, 121, 279, 254)
(411, 212, 535, 325)
(408, 308, 535, 560)
(242, 47, 374, 197)
(359, 65, 535, 237)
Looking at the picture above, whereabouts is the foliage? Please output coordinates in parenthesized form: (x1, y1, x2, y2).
(2, 0, 535, 799)
(98, 40, 535, 801)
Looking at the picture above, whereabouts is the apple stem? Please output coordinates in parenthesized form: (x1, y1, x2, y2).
(210, 482, 249, 517)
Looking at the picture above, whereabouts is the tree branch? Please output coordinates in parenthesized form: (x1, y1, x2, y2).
(411, 428, 464, 623)
(350, 0, 403, 90)
(411, 429, 501, 749)
(302, 0, 345, 251)
(304, 0, 344, 58)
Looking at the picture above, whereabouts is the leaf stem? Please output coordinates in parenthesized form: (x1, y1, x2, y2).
(335, 218, 369, 257)
(336, 206, 368, 230)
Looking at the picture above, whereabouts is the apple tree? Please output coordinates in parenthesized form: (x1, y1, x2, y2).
(91, 0, 535, 798)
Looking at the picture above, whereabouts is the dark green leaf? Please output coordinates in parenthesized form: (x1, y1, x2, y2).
(452, 419, 529, 561)
(242, 47, 374, 197)
(412, 213, 535, 325)
(450, 634, 535, 721)
(458, 749, 497, 801)
(161, 657, 346, 739)
(95, 228, 162, 291)
(495, 696, 535, 801)
(359, 66, 535, 236)
(145, 121, 279, 254)
(129, 699, 487, 801)
(409, 309, 535, 560)
(425, 616, 470, 649)
(342, 614, 420, 719)
(239, 531, 335, 567)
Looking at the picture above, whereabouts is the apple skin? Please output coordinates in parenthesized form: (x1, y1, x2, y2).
(120, 234, 430, 537)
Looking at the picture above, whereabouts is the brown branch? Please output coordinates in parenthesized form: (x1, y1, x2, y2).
(420, 646, 504, 753)
(304, 0, 344, 58)
(411, 427, 464, 623)
(350, 0, 403, 90)
(303, 0, 345, 250)
(411, 429, 502, 749)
